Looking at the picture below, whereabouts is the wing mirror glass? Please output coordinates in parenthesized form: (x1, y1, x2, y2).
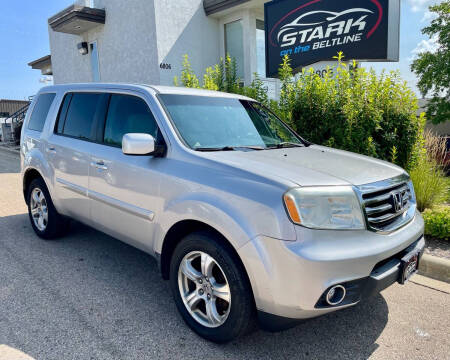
(122, 133, 155, 155)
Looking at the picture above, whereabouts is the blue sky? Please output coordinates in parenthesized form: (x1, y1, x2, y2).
(0, 0, 440, 100)
(0, 0, 73, 100)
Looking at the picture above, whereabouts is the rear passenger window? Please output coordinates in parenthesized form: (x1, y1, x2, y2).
(59, 93, 104, 141)
(103, 94, 159, 147)
(27, 93, 56, 132)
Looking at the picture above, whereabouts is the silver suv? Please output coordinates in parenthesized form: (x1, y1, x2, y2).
(21, 84, 424, 342)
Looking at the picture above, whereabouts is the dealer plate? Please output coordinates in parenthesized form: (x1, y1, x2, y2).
(400, 252, 419, 284)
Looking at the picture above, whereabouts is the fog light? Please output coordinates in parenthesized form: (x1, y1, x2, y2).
(326, 285, 346, 306)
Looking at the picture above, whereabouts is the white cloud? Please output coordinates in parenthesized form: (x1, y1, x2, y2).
(409, 34, 440, 61)
(407, 0, 435, 12)
(421, 9, 437, 22)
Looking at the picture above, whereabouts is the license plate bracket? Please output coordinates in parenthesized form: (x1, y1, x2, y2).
(399, 251, 420, 284)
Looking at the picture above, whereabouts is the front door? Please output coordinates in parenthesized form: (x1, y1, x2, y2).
(88, 93, 163, 252)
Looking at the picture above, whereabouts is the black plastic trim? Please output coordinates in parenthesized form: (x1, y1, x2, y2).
(257, 311, 305, 332)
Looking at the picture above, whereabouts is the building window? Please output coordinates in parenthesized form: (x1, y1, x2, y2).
(256, 19, 266, 78)
(90, 41, 100, 82)
(225, 20, 244, 80)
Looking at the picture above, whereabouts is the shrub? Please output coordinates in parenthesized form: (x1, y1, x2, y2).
(174, 52, 427, 172)
(410, 130, 449, 211)
(410, 155, 448, 211)
(174, 54, 241, 94)
(174, 54, 200, 89)
(423, 129, 447, 168)
(291, 53, 424, 169)
(422, 206, 450, 240)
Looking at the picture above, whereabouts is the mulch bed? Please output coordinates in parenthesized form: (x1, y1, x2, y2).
(425, 237, 450, 260)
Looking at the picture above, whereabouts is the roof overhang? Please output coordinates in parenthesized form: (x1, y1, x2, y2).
(28, 55, 52, 76)
(203, 0, 251, 16)
(48, 4, 105, 35)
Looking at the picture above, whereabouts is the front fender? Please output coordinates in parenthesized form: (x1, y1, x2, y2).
(154, 192, 256, 255)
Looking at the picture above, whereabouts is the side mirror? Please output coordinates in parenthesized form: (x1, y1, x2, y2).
(122, 133, 155, 155)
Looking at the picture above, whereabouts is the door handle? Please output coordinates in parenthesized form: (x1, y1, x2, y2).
(47, 146, 56, 153)
(91, 160, 108, 170)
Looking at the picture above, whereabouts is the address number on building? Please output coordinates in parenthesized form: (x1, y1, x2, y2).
(160, 63, 172, 70)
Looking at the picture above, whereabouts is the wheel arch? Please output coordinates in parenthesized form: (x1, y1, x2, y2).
(23, 167, 46, 204)
(159, 220, 253, 302)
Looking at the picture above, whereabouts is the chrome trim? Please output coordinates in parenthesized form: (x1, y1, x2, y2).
(365, 203, 392, 215)
(363, 193, 392, 206)
(88, 189, 155, 221)
(354, 174, 416, 234)
(326, 285, 346, 306)
(56, 177, 88, 197)
(357, 173, 410, 193)
(367, 206, 409, 223)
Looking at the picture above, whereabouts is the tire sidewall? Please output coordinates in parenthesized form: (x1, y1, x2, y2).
(169, 232, 253, 342)
(27, 178, 64, 239)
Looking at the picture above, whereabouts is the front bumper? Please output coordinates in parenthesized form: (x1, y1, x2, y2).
(238, 211, 424, 327)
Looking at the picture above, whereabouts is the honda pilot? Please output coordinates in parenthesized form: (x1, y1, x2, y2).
(21, 84, 424, 342)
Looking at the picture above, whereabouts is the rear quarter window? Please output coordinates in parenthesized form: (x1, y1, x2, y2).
(27, 93, 56, 132)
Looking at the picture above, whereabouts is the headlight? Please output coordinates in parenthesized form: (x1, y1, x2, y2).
(283, 186, 365, 230)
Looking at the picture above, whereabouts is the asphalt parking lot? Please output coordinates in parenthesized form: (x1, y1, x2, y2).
(0, 149, 449, 360)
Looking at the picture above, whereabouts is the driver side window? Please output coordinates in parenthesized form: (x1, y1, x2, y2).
(103, 94, 159, 147)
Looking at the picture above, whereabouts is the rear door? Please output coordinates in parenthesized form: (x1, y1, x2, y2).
(88, 92, 164, 252)
(47, 92, 108, 224)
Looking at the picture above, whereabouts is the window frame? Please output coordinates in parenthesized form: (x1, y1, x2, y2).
(224, 19, 245, 80)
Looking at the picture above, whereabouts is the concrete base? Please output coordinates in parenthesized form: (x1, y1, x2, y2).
(419, 254, 450, 284)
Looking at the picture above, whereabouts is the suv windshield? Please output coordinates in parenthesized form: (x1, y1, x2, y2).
(159, 94, 304, 150)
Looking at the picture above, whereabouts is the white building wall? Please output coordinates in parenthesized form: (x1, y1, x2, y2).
(153, 0, 220, 86)
(48, 0, 278, 94)
(50, 0, 160, 85)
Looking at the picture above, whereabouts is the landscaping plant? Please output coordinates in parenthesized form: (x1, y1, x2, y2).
(410, 130, 449, 212)
(289, 52, 424, 170)
(422, 206, 450, 240)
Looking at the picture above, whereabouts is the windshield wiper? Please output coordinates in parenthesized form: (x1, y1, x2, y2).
(267, 142, 304, 149)
(194, 146, 236, 152)
(194, 145, 265, 152)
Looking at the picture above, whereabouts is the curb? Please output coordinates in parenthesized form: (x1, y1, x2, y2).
(419, 254, 450, 284)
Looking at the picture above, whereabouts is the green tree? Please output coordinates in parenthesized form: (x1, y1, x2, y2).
(411, 1, 450, 124)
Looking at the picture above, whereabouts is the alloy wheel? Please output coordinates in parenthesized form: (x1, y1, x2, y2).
(30, 188, 48, 231)
(178, 251, 231, 328)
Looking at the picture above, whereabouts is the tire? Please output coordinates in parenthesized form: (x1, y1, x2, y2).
(27, 177, 69, 239)
(169, 231, 255, 343)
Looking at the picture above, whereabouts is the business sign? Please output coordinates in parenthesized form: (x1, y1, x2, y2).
(264, 0, 400, 77)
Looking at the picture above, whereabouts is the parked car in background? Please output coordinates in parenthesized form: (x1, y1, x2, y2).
(20, 84, 425, 342)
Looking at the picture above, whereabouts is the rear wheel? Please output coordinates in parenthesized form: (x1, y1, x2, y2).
(27, 178, 69, 239)
(169, 231, 254, 343)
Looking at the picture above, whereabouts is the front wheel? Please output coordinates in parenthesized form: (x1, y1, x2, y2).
(169, 231, 254, 343)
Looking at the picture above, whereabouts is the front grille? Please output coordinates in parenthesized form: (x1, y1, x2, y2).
(357, 177, 416, 232)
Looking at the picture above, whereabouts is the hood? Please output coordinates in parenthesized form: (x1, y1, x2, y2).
(200, 145, 406, 187)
